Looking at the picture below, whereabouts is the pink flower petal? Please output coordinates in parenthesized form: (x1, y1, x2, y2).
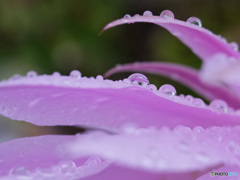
(63, 126, 240, 178)
(102, 11, 240, 61)
(0, 135, 109, 179)
(0, 74, 240, 131)
(105, 62, 240, 108)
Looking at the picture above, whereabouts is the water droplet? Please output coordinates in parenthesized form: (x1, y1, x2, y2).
(96, 75, 104, 80)
(143, 10, 153, 16)
(193, 126, 204, 133)
(128, 73, 149, 85)
(148, 84, 157, 92)
(192, 98, 204, 107)
(194, 152, 209, 163)
(10, 74, 21, 80)
(58, 160, 76, 170)
(124, 14, 131, 18)
(27, 71, 37, 78)
(209, 99, 228, 113)
(84, 156, 102, 167)
(187, 17, 202, 27)
(229, 42, 239, 51)
(159, 84, 176, 95)
(185, 95, 193, 102)
(70, 70, 81, 79)
(160, 10, 174, 19)
(52, 72, 61, 77)
(177, 140, 189, 152)
(134, 14, 140, 17)
(9, 166, 30, 176)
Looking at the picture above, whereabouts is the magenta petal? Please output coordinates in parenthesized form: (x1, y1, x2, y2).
(0, 135, 109, 179)
(0, 74, 240, 131)
(63, 126, 240, 177)
(102, 12, 240, 61)
(105, 62, 240, 108)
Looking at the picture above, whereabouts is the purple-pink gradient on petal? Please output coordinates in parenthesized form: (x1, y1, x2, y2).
(0, 75, 240, 132)
(105, 62, 240, 109)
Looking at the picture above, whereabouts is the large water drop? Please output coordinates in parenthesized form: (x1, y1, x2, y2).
(143, 10, 153, 16)
(128, 73, 149, 85)
(159, 84, 176, 95)
(187, 17, 202, 27)
(160, 10, 174, 19)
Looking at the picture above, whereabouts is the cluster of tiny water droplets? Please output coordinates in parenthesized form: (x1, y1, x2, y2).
(8, 157, 103, 179)
(186, 17, 202, 27)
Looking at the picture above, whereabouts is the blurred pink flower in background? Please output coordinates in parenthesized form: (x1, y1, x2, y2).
(0, 10, 240, 180)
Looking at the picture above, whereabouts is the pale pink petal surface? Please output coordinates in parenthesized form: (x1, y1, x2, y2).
(105, 62, 240, 108)
(103, 11, 240, 61)
(0, 135, 109, 180)
(62, 126, 240, 179)
(0, 74, 240, 132)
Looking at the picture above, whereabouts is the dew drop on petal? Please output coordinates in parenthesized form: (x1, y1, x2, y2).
(128, 73, 149, 85)
(185, 95, 193, 102)
(194, 152, 209, 163)
(229, 42, 239, 51)
(143, 10, 153, 16)
(26, 71, 37, 78)
(186, 17, 202, 27)
(58, 160, 76, 170)
(70, 70, 81, 79)
(148, 84, 157, 92)
(209, 99, 228, 113)
(134, 14, 140, 17)
(124, 14, 131, 18)
(52, 72, 61, 77)
(159, 84, 176, 96)
(9, 74, 21, 80)
(192, 98, 205, 107)
(84, 156, 102, 167)
(9, 166, 30, 176)
(160, 10, 174, 19)
(96, 75, 104, 80)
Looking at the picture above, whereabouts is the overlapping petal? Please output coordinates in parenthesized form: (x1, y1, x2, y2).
(102, 11, 240, 61)
(62, 126, 240, 179)
(105, 62, 240, 108)
(0, 74, 240, 132)
(0, 135, 109, 180)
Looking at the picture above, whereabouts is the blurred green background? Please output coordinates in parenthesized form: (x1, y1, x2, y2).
(0, 0, 240, 141)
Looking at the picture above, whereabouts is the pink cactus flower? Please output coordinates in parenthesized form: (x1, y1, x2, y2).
(0, 10, 240, 180)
